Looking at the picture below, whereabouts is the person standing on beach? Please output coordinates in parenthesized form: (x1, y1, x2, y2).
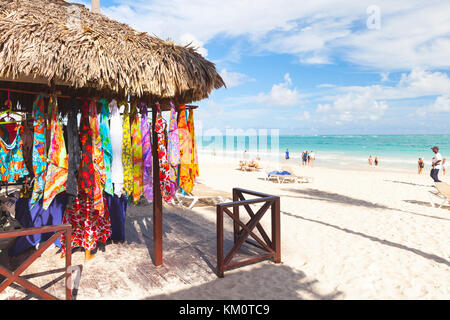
(302, 151, 308, 166)
(443, 158, 447, 176)
(368, 155, 373, 166)
(418, 158, 424, 174)
(285, 149, 290, 160)
(430, 146, 442, 182)
(374, 156, 379, 166)
(309, 151, 315, 167)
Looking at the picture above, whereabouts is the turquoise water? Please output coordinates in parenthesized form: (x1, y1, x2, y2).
(199, 135, 450, 170)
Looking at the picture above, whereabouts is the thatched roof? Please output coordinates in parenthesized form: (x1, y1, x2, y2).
(0, 0, 225, 103)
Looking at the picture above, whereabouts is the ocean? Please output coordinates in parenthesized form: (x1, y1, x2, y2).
(198, 135, 450, 171)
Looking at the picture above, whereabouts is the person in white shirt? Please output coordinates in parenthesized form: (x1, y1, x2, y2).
(430, 146, 442, 182)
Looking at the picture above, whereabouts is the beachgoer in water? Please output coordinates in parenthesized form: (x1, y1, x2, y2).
(430, 146, 442, 182)
(374, 156, 379, 166)
(368, 155, 373, 166)
(418, 158, 424, 174)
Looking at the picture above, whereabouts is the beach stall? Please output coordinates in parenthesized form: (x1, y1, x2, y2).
(0, 0, 224, 299)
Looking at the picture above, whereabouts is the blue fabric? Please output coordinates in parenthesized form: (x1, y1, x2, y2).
(268, 170, 291, 177)
(9, 193, 68, 256)
(105, 193, 127, 241)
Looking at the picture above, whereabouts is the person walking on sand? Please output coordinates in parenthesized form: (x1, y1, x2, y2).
(368, 155, 373, 166)
(302, 150, 308, 166)
(430, 146, 442, 182)
(285, 149, 290, 160)
(374, 156, 379, 166)
(443, 158, 447, 176)
(418, 157, 424, 174)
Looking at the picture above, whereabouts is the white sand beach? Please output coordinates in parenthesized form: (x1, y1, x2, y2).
(1, 155, 448, 300)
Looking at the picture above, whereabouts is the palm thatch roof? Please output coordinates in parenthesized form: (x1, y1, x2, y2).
(0, 0, 225, 103)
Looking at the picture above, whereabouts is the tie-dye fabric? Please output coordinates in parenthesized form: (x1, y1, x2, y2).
(78, 101, 95, 199)
(188, 109, 199, 180)
(178, 105, 194, 194)
(131, 103, 143, 204)
(99, 99, 113, 196)
(30, 95, 47, 208)
(140, 103, 153, 203)
(89, 101, 106, 215)
(42, 97, 68, 210)
(122, 103, 133, 198)
(155, 104, 176, 202)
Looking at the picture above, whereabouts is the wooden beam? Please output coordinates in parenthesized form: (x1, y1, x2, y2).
(151, 105, 163, 266)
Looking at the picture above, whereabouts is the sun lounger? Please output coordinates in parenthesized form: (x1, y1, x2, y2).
(175, 183, 231, 210)
(429, 182, 450, 208)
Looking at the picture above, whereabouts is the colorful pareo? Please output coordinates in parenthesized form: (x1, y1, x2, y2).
(178, 105, 194, 194)
(78, 101, 95, 199)
(90, 101, 106, 214)
(140, 103, 153, 203)
(30, 95, 47, 208)
(43, 97, 68, 210)
(188, 108, 199, 180)
(155, 104, 176, 202)
(99, 99, 114, 196)
(61, 195, 111, 254)
(122, 103, 133, 198)
(0, 125, 29, 183)
(131, 103, 143, 204)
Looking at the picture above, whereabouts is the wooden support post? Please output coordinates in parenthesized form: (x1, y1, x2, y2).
(216, 205, 224, 278)
(65, 227, 72, 300)
(232, 188, 240, 244)
(272, 197, 281, 263)
(151, 105, 163, 266)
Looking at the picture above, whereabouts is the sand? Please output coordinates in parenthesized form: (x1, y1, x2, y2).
(0, 155, 448, 300)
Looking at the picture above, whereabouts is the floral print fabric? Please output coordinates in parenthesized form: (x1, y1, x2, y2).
(78, 101, 95, 199)
(188, 109, 199, 180)
(155, 104, 176, 202)
(90, 101, 106, 214)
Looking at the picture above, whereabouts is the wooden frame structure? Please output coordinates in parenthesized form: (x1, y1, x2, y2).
(0, 224, 72, 300)
(216, 188, 281, 277)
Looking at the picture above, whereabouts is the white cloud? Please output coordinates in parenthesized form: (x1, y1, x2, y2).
(295, 111, 311, 121)
(317, 91, 388, 122)
(95, 0, 450, 70)
(219, 69, 254, 88)
(417, 96, 450, 116)
(380, 72, 389, 82)
(255, 73, 303, 107)
(179, 33, 208, 57)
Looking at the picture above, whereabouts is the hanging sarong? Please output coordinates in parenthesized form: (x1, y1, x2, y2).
(61, 195, 111, 254)
(89, 101, 106, 214)
(43, 97, 68, 210)
(99, 99, 113, 196)
(30, 95, 47, 208)
(178, 105, 194, 194)
(188, 108, 199, 180)
(66, 106, 81, 197)
(155, 104, 175, 202)
(78, 101, 94, 199)
(131, 103, 143, 204)
(140, 103, 153, 203)
(167, 102, 180, 196)
(122, 103, 133, 198)
(110, 100, 124, 197)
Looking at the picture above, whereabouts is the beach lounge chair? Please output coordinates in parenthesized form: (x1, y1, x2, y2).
(175, 183, 231, 210)
(281, 166, 314, 184)
(428, 182, 450, 208)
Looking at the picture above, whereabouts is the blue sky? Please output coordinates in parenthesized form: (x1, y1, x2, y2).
(76, 0, 450, 135)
